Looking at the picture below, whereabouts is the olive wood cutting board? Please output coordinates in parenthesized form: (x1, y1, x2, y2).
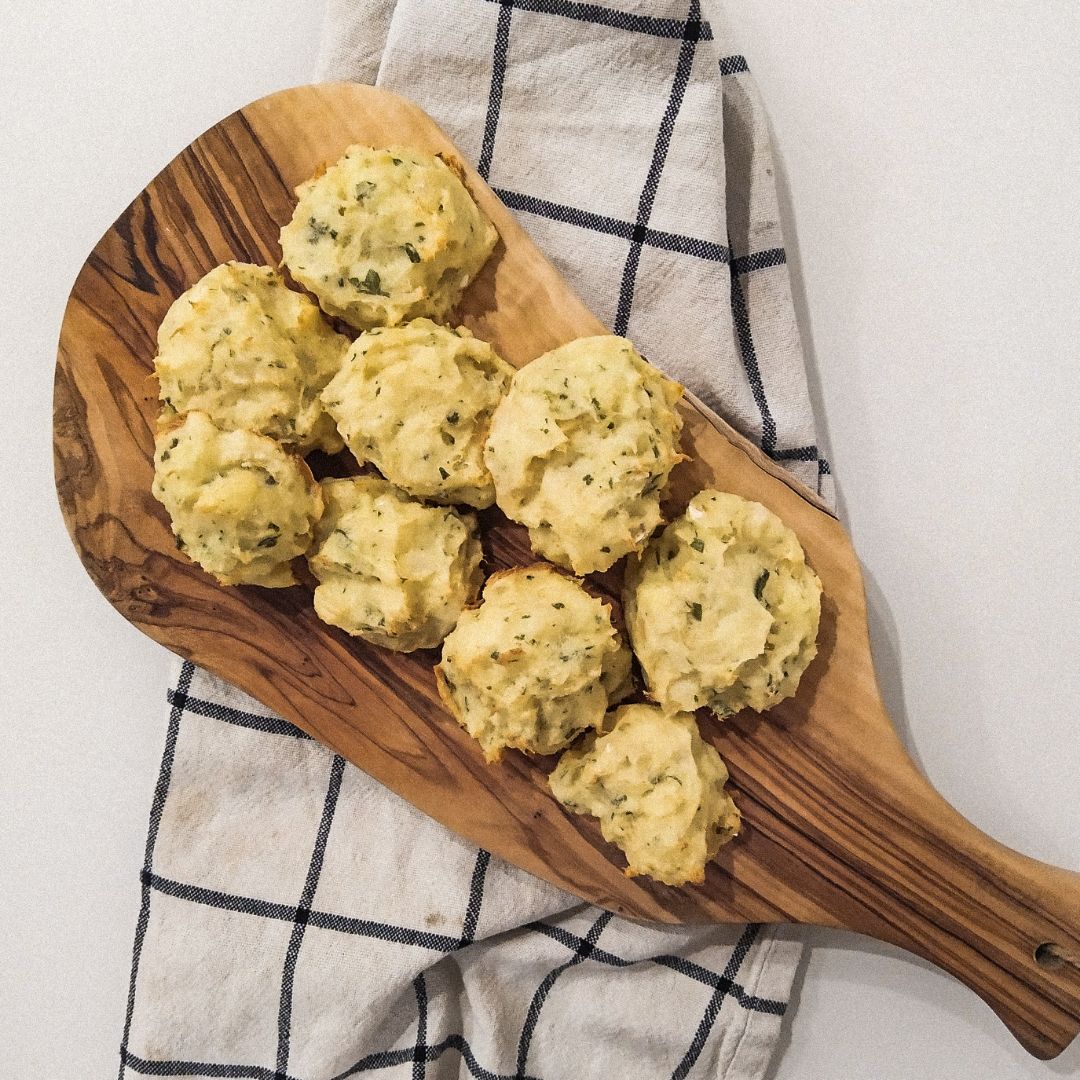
(53, 82, 1080, 1059)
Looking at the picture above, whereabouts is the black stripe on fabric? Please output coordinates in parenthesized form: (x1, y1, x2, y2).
(731, 246, 786, 275)
(494, 187, 731, 264)
(275, 756, 346, 1077)
(614, 0, 702, 336)
(166, 689, 310, 740)
(334, 1034, 543, 1080)
(460, 849, 491, 944)
(770, 444, 819, 462)
(730, 264, 777, 453)
(768, 444, 833, 483)
(514, 911, 613, 1077)
(718, 53, 749, 76)
(143, 873, 464, 952)
(653, 955, 785, 1015)
(119, 661, 195, 1080)
(478, 0, 514, 179)
(120, 1049, 301, 1080)
(644, 227, 730, 263)
(309, 911, 463, 952)
(481, 0, 712, 40)
(332, 1046, 417, 1079)
(526, 921, 785, 1013)
(143, 873, 298, 921)
(496, 187, 631, 238)
(671, 923, 763, 1079)
(412, 975, 428, 1080)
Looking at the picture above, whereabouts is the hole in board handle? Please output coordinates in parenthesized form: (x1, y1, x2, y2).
(1035, 942, 1066, 970)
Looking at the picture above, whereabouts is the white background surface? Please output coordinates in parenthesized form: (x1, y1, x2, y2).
(1, 1, 1077, 1077)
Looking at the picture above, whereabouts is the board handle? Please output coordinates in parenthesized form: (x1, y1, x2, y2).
(834, 755, 1080, 1059)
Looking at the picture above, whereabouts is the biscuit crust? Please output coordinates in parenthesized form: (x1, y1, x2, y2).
(624, 490, 822, 718)
(321, 319, 513, 508)
(151, 411, 322, 587)
(435, 564, 632, 761)
(549, 705, 741, 886)
(308, 476, 482, 652)
(279, 146, 498, 329)
(484, 336, 684, 574)
(154, 262, 347, 453)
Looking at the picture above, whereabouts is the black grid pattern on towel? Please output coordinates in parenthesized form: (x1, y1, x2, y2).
(120, 664, 785, 1079)
(475, 1, 829, 484)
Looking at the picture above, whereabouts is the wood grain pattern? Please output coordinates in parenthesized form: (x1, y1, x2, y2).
(54, 83, 1079, 1058)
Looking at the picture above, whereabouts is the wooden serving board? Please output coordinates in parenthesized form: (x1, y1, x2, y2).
(54, 82, 1080, 1058)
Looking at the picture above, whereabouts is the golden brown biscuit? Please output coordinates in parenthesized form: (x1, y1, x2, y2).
(484, 336, 684, 574)
(321, 319, 513, 508)
(154, 262, 347, 453)
(435, 565, 632, 762)
(308, 476, 482, 652)
(624, 490, 822, 718)
(549, 704, 741, 886)
(279, 145, 497, 330)
(152, 411, 322, 587)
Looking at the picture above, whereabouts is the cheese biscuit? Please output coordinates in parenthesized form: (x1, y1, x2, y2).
(308, 476, 482, 652)
(549, 705, 740, 886)
(485, 336, 684, 574)
(435, 565, 632, 762)
(154, 262, 347, 453)
(152, 411, 322, 587)
(280, 146, 497, 330)
(321, 319, 513, 508)
(624, 490, 822, 718)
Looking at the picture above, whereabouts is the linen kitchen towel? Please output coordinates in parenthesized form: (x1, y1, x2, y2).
(118, 1, 832, 1077)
